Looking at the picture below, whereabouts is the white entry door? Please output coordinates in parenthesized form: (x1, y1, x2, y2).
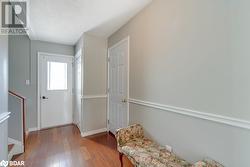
(73, 52, 82, 130)
(39, 53, 73, 129)
(108, 37, 129, 134)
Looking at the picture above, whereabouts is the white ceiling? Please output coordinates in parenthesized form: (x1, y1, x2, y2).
(27, 0, 152, 45)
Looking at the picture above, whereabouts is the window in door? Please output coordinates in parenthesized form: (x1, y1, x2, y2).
(47, 61, 68, 90)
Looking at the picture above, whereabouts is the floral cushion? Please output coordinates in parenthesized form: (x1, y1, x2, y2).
(192, 159, 224, 167)
(116, 124, 223, 167)
(121, 138, 191, 167)
(116, 124, 144, 147)
(116, 124, 191, 167)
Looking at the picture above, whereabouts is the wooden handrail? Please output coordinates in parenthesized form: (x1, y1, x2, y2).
(8, 90, 26, 152)
(8, 90, 26, 100)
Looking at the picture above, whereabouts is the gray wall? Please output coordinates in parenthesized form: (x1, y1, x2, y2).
(108, 0, 250, 166)
(0, 35, 9, 161)
(0, 37, 9, 115)
(8, 35, 31, 130)
(130, 105, 250, 167)
(8, 95, 22, 142)
(9, 36, 74, 129)
(75, 33, 107, 133)
(83, 34, 107, 132)
(83, 34, 107, 96)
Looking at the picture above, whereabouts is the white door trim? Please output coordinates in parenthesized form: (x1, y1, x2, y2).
(107, 36, 130, 132)
(73, 49, 82, 62)
(38, 52, 73, 58)
(37, 52, 73, 130)
(73, 50, 83, 132)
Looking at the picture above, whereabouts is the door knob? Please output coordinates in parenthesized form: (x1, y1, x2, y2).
(42, 96, 48, 99)
(122, 99, 127, 103)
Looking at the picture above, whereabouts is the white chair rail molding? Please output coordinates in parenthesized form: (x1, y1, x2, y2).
(129, 98, 250, 130)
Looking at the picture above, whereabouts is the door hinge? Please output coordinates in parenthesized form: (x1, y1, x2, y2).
(107, 57, 110, 62)
(107, 120, 110, 124)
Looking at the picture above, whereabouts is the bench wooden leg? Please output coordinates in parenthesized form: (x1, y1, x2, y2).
(119, 152, 123, 167)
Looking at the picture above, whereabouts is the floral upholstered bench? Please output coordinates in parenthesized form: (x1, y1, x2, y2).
(115, 124, 223, 167)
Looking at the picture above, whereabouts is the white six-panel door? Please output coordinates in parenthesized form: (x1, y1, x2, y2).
(39, 53, 73, 129)
(108, 37, 129, 134)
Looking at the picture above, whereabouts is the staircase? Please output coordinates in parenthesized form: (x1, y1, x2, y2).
(8, 144, 14, 153)
(8, 138, 24, 160)
(8, 144, 14, 160)
(8, 91, 26, 160)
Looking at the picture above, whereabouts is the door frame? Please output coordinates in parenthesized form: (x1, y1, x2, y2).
(72, 49, 83, 132)
(37, 52, 73, 130)
(107, 36, 130, 132)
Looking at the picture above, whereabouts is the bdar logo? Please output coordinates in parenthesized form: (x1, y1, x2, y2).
(0, 160, 8, 167)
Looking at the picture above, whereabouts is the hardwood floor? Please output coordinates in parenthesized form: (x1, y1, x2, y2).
(13, 125, 133, 167)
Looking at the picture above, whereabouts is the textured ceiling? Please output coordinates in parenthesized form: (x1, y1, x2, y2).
(27, 0, 152, 45)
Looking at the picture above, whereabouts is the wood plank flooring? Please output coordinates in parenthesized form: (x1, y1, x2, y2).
(13, 125, 133, 167)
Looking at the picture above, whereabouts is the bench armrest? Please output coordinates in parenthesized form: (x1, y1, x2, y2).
(115, 124, 144, 147)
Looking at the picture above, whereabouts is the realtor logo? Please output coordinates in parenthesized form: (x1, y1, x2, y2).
(1, 0, 28, 35)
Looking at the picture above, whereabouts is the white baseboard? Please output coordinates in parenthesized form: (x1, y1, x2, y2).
(27, 127, 38, 133)
(25, 127, 39, 137)
(81, 128, 107, 137)
(26, 126, 107, 138)
(8, 138, 22, 145)
(8, 138, 24, 161)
